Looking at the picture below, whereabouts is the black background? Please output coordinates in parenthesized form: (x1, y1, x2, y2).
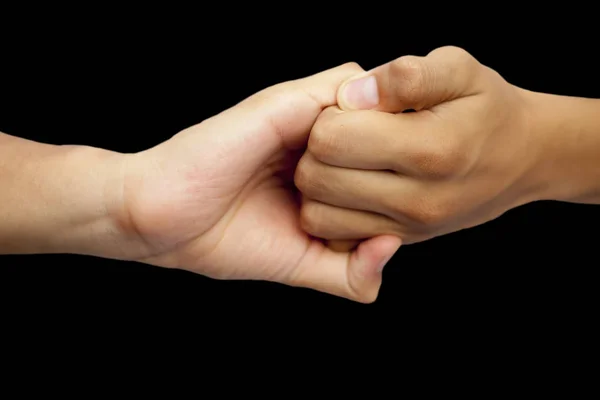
(1, 11, 598, 346)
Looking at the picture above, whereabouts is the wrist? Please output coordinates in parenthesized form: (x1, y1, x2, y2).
(59, 145, 134, 258)
(520, 89, 600, 204)
(0, 136, 147, 260)
(509, 88, 554, 205)
(57, 145, 152, 260)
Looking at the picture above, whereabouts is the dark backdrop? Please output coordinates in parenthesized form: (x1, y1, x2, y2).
(1, 15, 597, 341)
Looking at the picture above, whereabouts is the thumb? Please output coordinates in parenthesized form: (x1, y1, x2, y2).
(237, 61, 365, 148)
(191, 62, 364, 175)
(337, 46, 483, 113)
(288, 235, 401, 304)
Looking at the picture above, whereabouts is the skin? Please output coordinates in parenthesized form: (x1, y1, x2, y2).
(2, 46, 600, 303)
(295, 46, 600, 251)
(0, 63, 400, 304)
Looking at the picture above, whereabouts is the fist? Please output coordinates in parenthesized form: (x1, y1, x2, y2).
(295, 46, 539, 244)
(118, 62, 402, 303)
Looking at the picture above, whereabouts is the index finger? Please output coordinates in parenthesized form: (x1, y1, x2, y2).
(308, 106, 443, 176)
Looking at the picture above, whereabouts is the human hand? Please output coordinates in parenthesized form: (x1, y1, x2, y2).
(295, 46, 541, 245)
(117, 64, 401, 303)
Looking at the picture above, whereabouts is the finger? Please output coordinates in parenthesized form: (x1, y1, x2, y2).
(189, 62, 364, 174)
(300, 198, 403, 241)
(326, 240, 360, 252)
(309, 107, 465, 180)
(337, 46, 483, 113)
(236, 62, 365, 149)
(288, 235, 401, 303)
(294, 152, 401, 218)
(309, 106, 426, 172)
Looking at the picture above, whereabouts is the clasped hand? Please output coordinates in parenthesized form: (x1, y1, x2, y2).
(118, 46, 538, 303)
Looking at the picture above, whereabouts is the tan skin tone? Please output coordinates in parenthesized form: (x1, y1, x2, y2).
(2, 46, 600, 303)
(296, 46, 600, 252)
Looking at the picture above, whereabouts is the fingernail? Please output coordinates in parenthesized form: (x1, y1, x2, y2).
(340, 75, 379, 110)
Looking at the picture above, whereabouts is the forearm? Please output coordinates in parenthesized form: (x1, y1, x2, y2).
(524, 90, 600, 204)
(0, 132, 139, 259)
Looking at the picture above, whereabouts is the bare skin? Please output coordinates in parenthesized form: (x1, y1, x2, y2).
(296, 46, 600, 252)
(2, 46, 600, 303)
(0, 63, 400, 303)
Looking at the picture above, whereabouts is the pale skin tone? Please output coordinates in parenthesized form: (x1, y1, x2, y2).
(1, 46, 600, 303)
(0, 63, 399, 303)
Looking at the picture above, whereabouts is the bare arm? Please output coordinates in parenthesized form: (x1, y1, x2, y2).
(524, 91, 600, 204)
(2, 90, 600, 259)
(0, 132, 138, 258)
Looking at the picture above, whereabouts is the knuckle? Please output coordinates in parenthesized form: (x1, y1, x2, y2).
(431, 46, 473, 62)
(293, 156, 312, 193)
(430, 46, 479, 73)
(294, 155, 325, 197)
(432, 45, 470, 57)
(308, 112, 344, 161)
(414, 136, 468, 179)
(390, 56, 428, 104)
(340, 61, 363, 74)
(299, 201, 324, 237)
